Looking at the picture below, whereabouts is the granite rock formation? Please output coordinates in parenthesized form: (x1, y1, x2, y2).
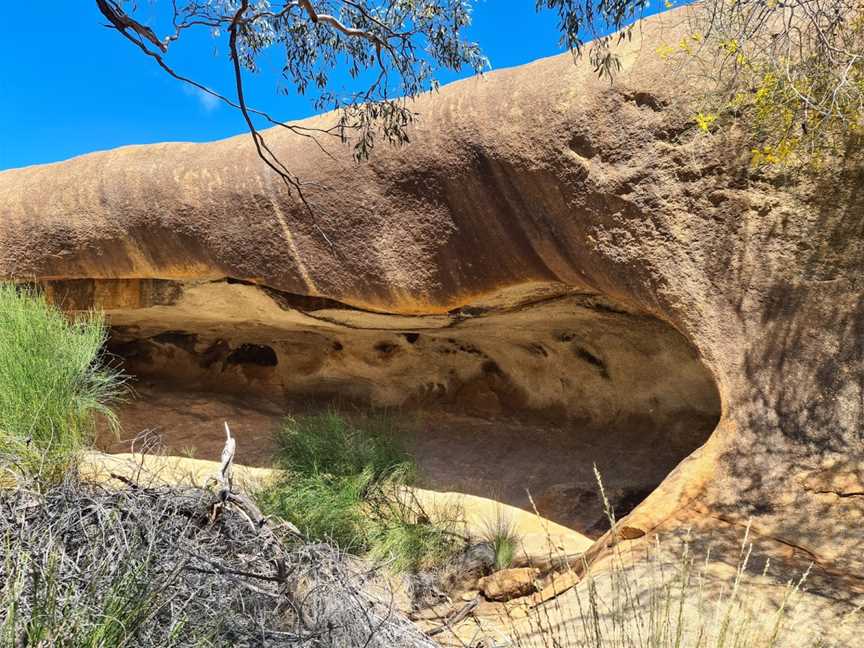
(0, 8, 861, 638)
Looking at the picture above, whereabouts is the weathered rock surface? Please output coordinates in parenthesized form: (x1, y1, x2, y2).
(0, 7, 862, 640)
(478, 568, 540, 602)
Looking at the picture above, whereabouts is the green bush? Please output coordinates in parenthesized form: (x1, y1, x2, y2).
(259, 469, 374, 551)
(364, 478, 465, 573)
(273, 410, 412, 480)
(259, 411, 463, 572)
(0, 283, 124, 483)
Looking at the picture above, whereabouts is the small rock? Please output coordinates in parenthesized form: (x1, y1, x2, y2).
(618, 526, 646, 540)
(607, 525, 649, 547)
(478, 567, 539, 602)
(509, 605, 528, 619)
(461, 590, 479, 602)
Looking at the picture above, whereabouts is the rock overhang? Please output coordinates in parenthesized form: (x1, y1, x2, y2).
(0, 6, 861, 633)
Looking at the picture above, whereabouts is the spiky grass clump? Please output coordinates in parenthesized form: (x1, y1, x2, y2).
(260, 468, 374, 551)
(480, 505, 520, 571)
(0, 284, 124, 483)
(272, 410, 412, 480)
(365, 481, 466, 573)
(259, 411, 463, 573)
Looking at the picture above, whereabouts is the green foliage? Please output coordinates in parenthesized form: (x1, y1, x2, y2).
(670, 1, 864, 167)
(273, 410, 411, 481)
(365, 480, 465, 573)
(537, 0, 645, 79)
(259, 468, 374, 550)
(259, 411, 463, 572)
(480, 506, 520, 571)
(0, 284, 124, 484)
(101, 0, 488, 163)
(366, 519, 457, 573)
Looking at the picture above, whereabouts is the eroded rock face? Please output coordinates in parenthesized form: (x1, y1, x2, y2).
(70, 275, 720, 533)
(73, 279, 718, 431)
(0, 6, 861, 632)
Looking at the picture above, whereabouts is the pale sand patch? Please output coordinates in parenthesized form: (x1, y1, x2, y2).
(79, 451, 593, 561)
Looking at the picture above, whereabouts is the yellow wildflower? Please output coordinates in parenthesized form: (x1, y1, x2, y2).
(695, 112, 718, 132)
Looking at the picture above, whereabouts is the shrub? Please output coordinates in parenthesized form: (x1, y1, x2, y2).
(259, 468, 374, 550)
(0, 478, 437, 647)
(0, 284, 124, 483)
(260, 411, 463, 573)
(273, 410, 412, 480)
(367, 511, 462, 573)
(365, 483, 465, 573)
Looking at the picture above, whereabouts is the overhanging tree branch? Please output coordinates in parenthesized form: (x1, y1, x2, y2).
(95, 0, 487, 240)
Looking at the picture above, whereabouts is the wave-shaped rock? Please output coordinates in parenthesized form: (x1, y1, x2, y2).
(1, 8, 861, 636)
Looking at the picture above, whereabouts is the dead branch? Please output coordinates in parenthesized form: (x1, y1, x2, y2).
(425, 595, 479, 637)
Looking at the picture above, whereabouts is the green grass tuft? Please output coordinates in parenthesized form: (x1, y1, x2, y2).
(0, 283, 124, 483)
(367, 512, 460, 573)
(273, 410, 412, 480)
(260, 411, 463, 572)
(259, 468, 374, 550)
(480, 505, 520, 571)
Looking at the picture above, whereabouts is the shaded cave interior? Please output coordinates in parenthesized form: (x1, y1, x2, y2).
(45, 278, 722, 538)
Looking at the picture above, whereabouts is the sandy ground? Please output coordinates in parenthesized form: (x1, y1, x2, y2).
(97, 383, 693, 536)
(90, 388, 848, 647)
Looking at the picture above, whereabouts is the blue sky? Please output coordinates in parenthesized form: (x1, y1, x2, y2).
(0, 2, 667, 171)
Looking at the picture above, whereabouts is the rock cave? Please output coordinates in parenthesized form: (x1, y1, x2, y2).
(2, 8, 861, 640)
(42, 276, 721, 536)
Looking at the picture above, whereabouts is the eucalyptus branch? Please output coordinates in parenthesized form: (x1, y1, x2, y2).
(97, 0, 487, 231)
